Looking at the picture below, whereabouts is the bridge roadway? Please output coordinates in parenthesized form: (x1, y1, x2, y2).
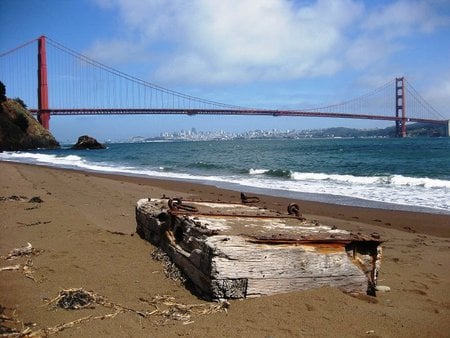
(30, 108, 448, 126)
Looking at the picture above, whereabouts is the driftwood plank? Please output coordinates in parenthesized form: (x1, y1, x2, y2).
(136, 198, 383, 299)
(245, 276, 367, 297)
(209, 236, 362, 277)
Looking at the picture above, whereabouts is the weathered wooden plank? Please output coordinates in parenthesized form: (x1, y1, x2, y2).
(162, 240, 213, 296)
(245, 276, 368, 297)
(135, 198, 383, 299)
(211, 254, 364, 279)
(207, 235, 366, 279)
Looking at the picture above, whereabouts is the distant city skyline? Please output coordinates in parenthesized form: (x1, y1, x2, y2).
(124, 123, 445, 143)
(1, 0, 450, 142)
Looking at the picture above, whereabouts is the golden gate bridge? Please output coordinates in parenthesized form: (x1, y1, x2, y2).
(1, 36, 448, 137)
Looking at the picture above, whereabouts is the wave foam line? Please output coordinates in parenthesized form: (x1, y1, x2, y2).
(1, 152, 448, 212)
(250, 167, 450, 189)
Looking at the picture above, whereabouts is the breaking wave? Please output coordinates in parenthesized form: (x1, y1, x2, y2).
(250, 168, 291, 178)
(1, 150, 449, 213)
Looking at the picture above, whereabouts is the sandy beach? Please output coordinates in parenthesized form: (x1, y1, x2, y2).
(1, 161, 449, 337)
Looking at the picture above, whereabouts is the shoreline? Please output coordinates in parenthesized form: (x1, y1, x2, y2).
(1, 144, 449, 217)
(1, 160, 449, 336)
(2, 160, 449, 237)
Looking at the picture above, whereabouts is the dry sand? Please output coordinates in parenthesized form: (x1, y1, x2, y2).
(0, 161, 449, 337)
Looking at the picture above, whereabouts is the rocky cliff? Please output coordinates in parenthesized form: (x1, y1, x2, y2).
(0, 100, 60, 151)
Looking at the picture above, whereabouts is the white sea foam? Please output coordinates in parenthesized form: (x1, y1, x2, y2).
(387, 175, 450, 189)
(230, 174, 450, 212)
(1, 151, 449, 213)
(249, 168, 269, 175)
(4, 152, 84, 166)
(290, 171, 450, 189)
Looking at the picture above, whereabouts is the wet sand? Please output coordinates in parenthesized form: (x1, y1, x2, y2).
(1, 161, 449, 337)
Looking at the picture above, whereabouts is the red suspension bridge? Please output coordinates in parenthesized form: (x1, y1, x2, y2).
(1, 36, 449, 137)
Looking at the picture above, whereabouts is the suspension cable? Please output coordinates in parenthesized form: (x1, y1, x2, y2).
(45, 37, 242, 110)
(0, 37, 39, 58)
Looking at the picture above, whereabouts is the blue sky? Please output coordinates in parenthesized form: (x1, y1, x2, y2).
(1, 0, 450, 142)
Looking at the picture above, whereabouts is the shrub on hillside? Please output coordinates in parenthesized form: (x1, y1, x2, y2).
(0, 81, 6, 102)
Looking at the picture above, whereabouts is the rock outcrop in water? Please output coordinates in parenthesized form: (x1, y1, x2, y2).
(71, 135, 106, 150)
(0, 99, 60, 151)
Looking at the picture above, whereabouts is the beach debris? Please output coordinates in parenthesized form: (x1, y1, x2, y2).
(25, 197, 43, 210)
(1, 243, 40, 281)
(17, 220, 52, 227)
(40, 288, 228, 334)
(136, 197, 384, 299)
(375, 285, 391, 292)
(52, 289, 97, 310)
(0, 259, 36, 281)
(3, 242, 36, 260)
(2, 288, 229, 336)
(11, 312, 121, 337)
(138, 294, 229, 325)
(22, 259, 36, 281)
(0, 195, 28, 201)
(240, 192, 260, 204)
(168, 198, 199, 212)
(106, 230, 128, 236)
(0, 264, 21, 271)
(0, 305, 29, 337)
(28, 196, 44, 203)
(151, 248, 186, 284)
(287, 202, 302, 218)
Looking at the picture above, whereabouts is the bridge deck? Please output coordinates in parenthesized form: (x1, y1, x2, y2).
(29, 108, 447, 125)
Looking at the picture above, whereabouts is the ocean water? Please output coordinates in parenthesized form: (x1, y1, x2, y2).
(1, 138, 449, 214)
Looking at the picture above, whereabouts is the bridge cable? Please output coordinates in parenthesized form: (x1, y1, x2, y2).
(45, 37, 243, 110)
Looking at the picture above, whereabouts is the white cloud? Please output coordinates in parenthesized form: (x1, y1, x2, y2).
(165, 0, 361, 83)
(345, 1, 449, 70)
(423, 74, 450, 118)
(345, 36, 401, 70)
(90, 0, 448, 85)
(85, 39, 149, 64)
(363, 0, 447, 38)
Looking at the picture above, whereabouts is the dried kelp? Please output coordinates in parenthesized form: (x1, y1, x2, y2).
(3, 288, 229, 337)
(138, 294, 229, 325)
(0, 195, 27, 202)
(2, 243, 41, 260)
(151, 248, 186, 284)
(0, 264, 20, 272)
(1, 244, 39, 282)
(28, 196, 44, 204)
(0, 259, 36, 281)
(51, 289, 97, 310)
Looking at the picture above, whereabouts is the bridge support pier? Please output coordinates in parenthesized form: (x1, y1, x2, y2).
(395, 77, 406, 137)
(445, 120, 450, 137)
(37, 36, 50, 129)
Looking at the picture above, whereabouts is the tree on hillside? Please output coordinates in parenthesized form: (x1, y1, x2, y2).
(13, 97, 27, 109)
(0, 81, 6, 102)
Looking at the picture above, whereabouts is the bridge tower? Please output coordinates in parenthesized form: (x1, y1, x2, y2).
(395, 77, 406, 137)
(37, 36, 50, 129)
